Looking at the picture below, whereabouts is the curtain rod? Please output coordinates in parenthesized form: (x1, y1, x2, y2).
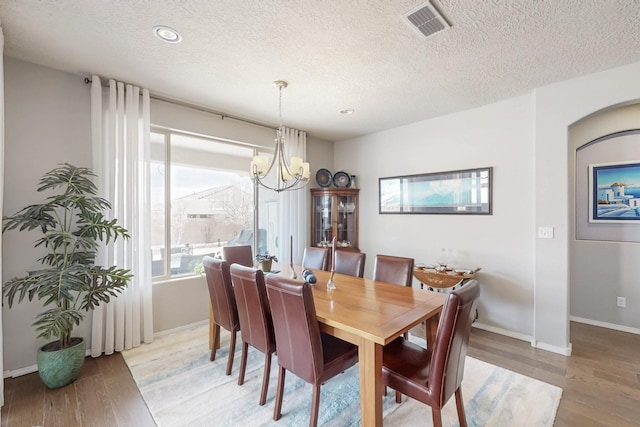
(83, 77, 277, 131)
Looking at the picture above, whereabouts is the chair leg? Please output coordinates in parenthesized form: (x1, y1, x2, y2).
(310, 384, 321, 427)
(395, 390, 402, 403)
(238, 342, 248, 385)
(455, 387, 468, 427)
(259, 352, 272, 406)
(431, 407, 443, 427)
(226, 330, 237, 376)
(273, 366, 286, 421)
(210, 324, 220, 361)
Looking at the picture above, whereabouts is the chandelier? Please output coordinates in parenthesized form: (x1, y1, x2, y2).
(250, 80, 310, 192)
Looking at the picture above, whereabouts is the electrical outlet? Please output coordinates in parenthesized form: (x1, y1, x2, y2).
(617, 296, 626, 308)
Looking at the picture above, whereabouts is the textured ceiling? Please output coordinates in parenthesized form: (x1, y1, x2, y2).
(2, 0, 640, 141)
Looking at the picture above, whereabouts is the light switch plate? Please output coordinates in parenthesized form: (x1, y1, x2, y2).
(538, 226, 554, 239)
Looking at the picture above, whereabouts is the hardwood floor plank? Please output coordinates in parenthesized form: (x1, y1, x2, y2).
(73, 374, 117, 427)
(97, 355, 156, 426)
(1, 374, 46, 427)
(42, 383, 82, 427)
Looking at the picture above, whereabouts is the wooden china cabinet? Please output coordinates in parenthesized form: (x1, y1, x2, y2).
(310, 188, 359, 253)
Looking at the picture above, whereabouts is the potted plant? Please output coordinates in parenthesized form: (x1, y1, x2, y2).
(255, 252, 278, 272)
(2, 163, 132, 389)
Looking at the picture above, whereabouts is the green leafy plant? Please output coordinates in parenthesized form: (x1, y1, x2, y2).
(255, 252, 277, 263)
(2, 163, 132, 349)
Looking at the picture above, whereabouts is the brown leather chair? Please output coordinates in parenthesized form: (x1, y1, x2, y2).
(382, 280, 480, 427)
(230, 264, 276, 406)
(202, 256, 240, 375)
(223, 245, 254, 268)
(373, 254, 415, 287)
(265, 275, 358, 427)
(334, 250, 366, 278)
(301, 247, 330, 271)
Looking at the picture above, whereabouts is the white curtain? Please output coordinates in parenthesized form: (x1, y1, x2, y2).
(90, 76, 153, 356)
(276, 127, 309, 265)
(0, 21, 6, 406)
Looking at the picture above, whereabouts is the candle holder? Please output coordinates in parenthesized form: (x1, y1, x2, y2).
(289, 235, 297, 279)
(326, 236, 337, 289)
(327, 270, 336, 290)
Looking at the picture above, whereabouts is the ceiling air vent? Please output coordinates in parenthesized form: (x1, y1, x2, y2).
(402, 1, 450, 39)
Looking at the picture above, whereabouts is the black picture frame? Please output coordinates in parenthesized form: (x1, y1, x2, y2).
(379, 167, 493, 215)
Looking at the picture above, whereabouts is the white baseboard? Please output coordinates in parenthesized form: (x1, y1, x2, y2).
(4, 364, 38, 378)
(153, 320, 209, 339)
(473, 322, 573, 356)
(472, 321, 533, 342)
(3, 347, 95, 379)
(531, 340, 573, 356)
(570, 316, 640, 335)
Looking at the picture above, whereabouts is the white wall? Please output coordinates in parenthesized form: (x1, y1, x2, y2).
(334, 94, 536, 339)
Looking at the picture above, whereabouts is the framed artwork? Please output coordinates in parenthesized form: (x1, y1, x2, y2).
(379, 167, 492, 214)
(589, 160, 640, 223)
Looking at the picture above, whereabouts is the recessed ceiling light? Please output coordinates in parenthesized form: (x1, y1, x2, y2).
(339, 109, 354, 115)
(153, 25, 182, 43)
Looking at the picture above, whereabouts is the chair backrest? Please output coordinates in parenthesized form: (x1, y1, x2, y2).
(429, 280, 480, 407)
(223, 245, 254, 267)
(334, 250, 366, 278)
(229, 264, 275, 354)
(202, 256, 239, 332)
(301, 247, 330, 271)
(373, 254, 415, 286)
(265, 275, 324, 385)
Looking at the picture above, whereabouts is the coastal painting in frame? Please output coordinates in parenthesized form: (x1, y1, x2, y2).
(379, 167, 492, 214)
(589, 160, 640, 223)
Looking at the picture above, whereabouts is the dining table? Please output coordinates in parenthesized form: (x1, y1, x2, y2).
(209, 264, 446, 427)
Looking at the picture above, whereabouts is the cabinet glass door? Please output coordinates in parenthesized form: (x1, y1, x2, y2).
(313, 194, 333, 247)
(336, 195, 356, 248)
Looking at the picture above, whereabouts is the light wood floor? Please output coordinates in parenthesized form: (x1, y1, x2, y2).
(2, 321, 639, 426)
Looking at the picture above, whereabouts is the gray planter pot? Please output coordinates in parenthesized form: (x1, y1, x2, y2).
(37, 337, 86, 389)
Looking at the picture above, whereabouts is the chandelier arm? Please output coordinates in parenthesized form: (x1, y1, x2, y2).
(249, 79, 309, 193)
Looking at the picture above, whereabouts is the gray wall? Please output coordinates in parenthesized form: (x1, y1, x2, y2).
(2, 58, 333, 374)
(569, 104, 640, 330)
(3, 58, 93, 373)
(335, 60, 640, 355)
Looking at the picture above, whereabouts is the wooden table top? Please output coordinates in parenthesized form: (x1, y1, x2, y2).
(278, 267, 446, 345)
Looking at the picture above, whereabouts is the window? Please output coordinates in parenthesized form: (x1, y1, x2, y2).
(151, 129, 260, 279)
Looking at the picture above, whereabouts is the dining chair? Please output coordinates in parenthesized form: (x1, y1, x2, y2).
(223, 244, 254, 267)
(229, 264, 276, 406)
(382, 280, 480, 427)
(301, 247, 330, 271)
(265, 275, 359, 427)
(334, 250, 366, 278)
(202, 256, 240, 375)
(373, 254, 415, 287)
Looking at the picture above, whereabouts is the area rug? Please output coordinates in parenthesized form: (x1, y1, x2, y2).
(122, 323, 562, 426)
